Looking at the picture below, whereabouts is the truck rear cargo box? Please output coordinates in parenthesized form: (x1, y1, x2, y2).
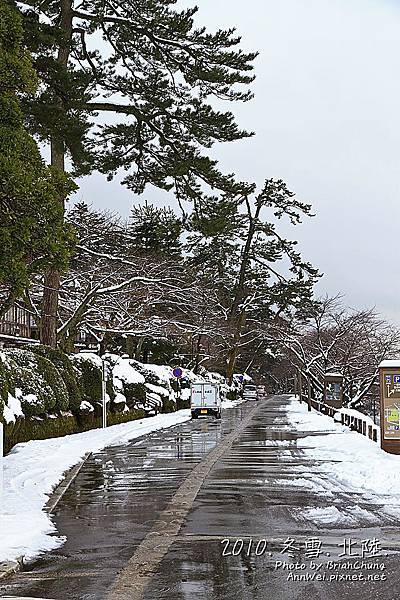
(191, 383, 221, 419)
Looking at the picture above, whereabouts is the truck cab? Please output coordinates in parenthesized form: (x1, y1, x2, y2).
(191, 382, 221, 419)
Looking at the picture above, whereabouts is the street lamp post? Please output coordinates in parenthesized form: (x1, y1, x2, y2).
(101, 355, 109, 429)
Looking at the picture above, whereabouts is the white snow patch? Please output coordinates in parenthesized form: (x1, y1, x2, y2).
(145, 383, 168, 397)
(72, 352, 103, 369)
(80, 400, 94, 412)
(301, 506, 357, 527)
(3, 393, 24, 424)
(287, 398, 400, 525)
(113, 359, 145, 385)
(113, 393, 126, 405)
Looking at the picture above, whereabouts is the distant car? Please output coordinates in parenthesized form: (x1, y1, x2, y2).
(243, 384, 258, 400)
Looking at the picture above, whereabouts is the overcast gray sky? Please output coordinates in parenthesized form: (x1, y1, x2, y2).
(72, 0, 400, 323)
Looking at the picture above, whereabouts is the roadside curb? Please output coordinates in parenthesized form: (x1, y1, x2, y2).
(45, 451, 92, 514)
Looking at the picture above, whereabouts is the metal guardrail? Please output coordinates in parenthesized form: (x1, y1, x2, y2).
(299, 393, 378, 443)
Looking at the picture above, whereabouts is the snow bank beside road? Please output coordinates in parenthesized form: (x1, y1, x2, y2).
(287, 399, 400, 526)
(0, 409, 191, 563)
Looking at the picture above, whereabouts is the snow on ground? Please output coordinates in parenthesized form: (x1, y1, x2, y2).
(221, 397, 247, 409)
(0, 399, 244, 564)
(286, 398, 400, 527)
(0, 410, 191, 563)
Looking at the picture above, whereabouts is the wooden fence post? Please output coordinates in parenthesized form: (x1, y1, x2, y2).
(307, 376, 312, 412)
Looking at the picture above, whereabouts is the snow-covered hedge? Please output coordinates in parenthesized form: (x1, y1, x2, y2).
(0, 345, 248, 451)
(1, 349, 69, 419)
(28, 345, 82, 412)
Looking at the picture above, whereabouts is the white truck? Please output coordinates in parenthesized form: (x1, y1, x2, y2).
(191, 382, 221, 419)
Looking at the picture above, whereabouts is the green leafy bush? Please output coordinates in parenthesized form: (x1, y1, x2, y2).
(130, 360, 164, 387)
(28, 344, 81, 412)
(71, 355, 102, 404)
(226, 389, 238, 401)
(2, 349, 69, 417)
(123, 382, 146, 408)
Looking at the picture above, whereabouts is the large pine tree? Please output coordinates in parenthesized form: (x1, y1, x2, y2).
(0, 0, 74, 317)
(16, 0, 257, 346)
(187, 179, 320, 380)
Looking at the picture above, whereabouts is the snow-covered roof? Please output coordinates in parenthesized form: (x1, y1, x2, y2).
(379, 359, 400, 368)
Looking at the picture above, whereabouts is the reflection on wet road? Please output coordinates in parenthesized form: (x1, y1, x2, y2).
(2, 395, 400, 600)
(143, 396, 400, 600)
(0, 403, 251, 600)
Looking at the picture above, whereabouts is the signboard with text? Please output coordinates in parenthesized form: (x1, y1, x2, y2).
(382, 371, 400, 440)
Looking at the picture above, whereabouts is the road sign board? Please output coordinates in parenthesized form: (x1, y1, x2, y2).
(238, 375, 244, 383)
(173, 367, 183, 378)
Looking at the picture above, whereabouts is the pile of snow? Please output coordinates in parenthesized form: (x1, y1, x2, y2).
(142, 363, 174, 386)
(72, 352, 103, 369)
(286, 399, 400, 527)
(337, 406, 379, 433)
(79, 400, 94, 412)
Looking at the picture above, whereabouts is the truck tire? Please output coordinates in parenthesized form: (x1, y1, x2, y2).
(215, 412, 222, 420)
(191, 412, 198, 419)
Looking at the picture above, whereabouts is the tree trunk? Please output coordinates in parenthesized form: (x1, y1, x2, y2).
(225, 311, 246, 383)
(41, 268, 61, 347)
(135, 336, 144, 361)
(225, 345, 239, 384)
(40, 0, 72, 348)
(41, 140, 64, 347)
(193, 334, 202, 374)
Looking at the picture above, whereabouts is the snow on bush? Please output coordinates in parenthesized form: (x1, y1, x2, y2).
(113, 358, 145, 385)
(3, 392, 24, 424)
(70, 352, 104, 406)
(80, 400, 94, 412)
(0, 345, 241, 426)
(1, 349, 69, 418)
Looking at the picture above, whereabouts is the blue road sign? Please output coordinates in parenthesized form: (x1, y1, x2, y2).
(173, 367, 183, 378)
(238, 375, 244, 383)
(394, 375, 400, 384)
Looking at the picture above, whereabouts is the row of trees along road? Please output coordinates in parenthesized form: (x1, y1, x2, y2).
(270, 296, 400, 413)
(0, 0, 320, 382)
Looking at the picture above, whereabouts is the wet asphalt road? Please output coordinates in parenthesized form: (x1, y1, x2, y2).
(0, 401, 252, 600)
(2, 395, 400, 600)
